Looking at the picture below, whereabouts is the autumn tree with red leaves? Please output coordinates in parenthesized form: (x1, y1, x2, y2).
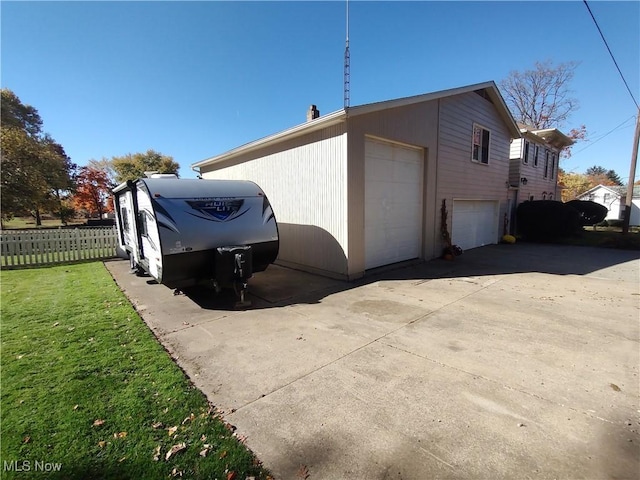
(73, 166, 113, 218)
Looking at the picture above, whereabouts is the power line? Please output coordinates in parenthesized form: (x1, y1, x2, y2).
(583, 0, 639, 109)
(572, 115, 636, 155)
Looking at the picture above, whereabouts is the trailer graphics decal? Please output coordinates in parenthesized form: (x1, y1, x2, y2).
(186, 199, 248, 222)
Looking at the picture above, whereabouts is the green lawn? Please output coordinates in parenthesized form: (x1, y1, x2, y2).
(1, 217, 85, 230)
(552, 227, 640, 250)
(0, 263, 270, 480)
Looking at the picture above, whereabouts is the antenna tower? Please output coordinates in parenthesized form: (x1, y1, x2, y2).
(343, 0, 350, 108)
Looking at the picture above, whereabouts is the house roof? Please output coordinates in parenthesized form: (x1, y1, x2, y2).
(517, 123, 574, 150)
(577, 184, 640, 199)
(192, 81, 521, 170)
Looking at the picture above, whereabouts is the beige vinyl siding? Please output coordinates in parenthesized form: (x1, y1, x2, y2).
(346, 102, 440, 276)
(437, 92, 512, 246)
(518, 146, 561, 201)
(201, 124, 349, 277)
(510, 138, 523, 160)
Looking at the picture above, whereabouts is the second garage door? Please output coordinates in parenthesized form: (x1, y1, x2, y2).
(364, 138, 423, 270)
(451, 200, 499, 251)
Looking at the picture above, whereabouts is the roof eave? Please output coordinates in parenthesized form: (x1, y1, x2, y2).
(192, 109, 347, 169)
(348, 80, 521, 139)
(531, 128, 575, 149)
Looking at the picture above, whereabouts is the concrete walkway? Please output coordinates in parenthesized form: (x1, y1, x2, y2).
(105, 243, 640, 479)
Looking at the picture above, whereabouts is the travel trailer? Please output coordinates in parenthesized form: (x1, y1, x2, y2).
(112, 174, 279, 303)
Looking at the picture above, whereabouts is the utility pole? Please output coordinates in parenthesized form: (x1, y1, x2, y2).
(622, 108, 639, 234)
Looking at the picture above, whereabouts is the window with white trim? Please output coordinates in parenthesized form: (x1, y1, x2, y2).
(533, 145, 539, 167)
(523, 141, 530, 165)
(472, 124, 490, 164)
(544, 149, 550, 178)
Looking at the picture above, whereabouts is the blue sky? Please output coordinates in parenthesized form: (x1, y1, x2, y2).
(2, 1, 639, 181)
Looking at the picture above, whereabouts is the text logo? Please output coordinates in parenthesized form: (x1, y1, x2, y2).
(187, 199, 245, 222)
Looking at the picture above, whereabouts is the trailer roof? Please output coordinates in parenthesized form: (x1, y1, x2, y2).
(138, 178, 264, 198)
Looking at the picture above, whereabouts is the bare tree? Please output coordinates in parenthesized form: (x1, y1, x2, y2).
(500, 60, 580, 129)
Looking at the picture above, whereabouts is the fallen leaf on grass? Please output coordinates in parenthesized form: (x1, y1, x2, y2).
(226, 472, 236, 480)
(233, 432, 247, 444)
(219, 450, 227, 459)
(182, 413, 195, 424)
(153, 445, 161, 461)
(113, 431, 127, 439)
(297, 465, 310, 479)
(167, 426, 178, 437)
(199, 445, 210, 457)
(23, 436, 31, 444)
(53, 322, 59, 327)
(165, 443, 186, 461)
(73, 405, 79, 411)
(170, 468, 183, 477)
(93, 419, 105, 427)
(152, 421, 164, 429)
(118, 456, 126, 463)
(98, 441, 106, 448)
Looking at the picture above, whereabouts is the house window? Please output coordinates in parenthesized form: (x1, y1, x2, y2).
(523, 141, 530, 165)
(603, 193, 610, 204)
(542, 192, 547, 200)
(548, 193, 553, 200)
(472, 124, 490, 164)
(544, 150, 549, 178)
(533, 145, 539, 167)
(551, 153, 557, 179)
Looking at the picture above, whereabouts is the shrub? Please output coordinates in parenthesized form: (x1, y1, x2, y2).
(608, 219, 624, 228)
(517, 200, 581, 241)
(566, 200, 608, 226)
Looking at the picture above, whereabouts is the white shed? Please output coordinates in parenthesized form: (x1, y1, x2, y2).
(193, 81, 521, 280)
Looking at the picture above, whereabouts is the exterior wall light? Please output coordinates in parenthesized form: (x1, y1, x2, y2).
(520, 177, 528, 185)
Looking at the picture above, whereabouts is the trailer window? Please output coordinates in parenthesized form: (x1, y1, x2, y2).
(121, 208, 129, 230)
(138, 212, 148, 237)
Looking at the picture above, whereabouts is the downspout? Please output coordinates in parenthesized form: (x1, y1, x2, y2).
(192, 165, 203, 179)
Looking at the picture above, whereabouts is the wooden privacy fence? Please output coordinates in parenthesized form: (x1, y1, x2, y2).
(1, 227, 118, 269)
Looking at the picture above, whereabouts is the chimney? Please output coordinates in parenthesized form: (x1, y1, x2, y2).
(306, 105, 320, 122)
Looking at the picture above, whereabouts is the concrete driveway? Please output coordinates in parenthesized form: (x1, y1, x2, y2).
(104, 243, 640, 479)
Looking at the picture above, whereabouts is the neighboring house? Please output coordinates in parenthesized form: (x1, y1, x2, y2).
(508, 124, 574, 203)
(576, 184, 640, 225)
(192, 81, 521, 280)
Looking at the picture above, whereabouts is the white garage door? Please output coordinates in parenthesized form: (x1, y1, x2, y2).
(365, 138, 423, 269)
(451, 200, 499, 251)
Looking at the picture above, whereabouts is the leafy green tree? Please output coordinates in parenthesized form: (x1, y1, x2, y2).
(111, 149, 180, 183)
(585, 165, 622, 186)
(1, 89, 76, 225)
(0, 89, 42, 136)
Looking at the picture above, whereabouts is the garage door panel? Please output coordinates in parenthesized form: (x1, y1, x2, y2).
(365, 138, 423, 270)
(452, 200, 498, 251)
